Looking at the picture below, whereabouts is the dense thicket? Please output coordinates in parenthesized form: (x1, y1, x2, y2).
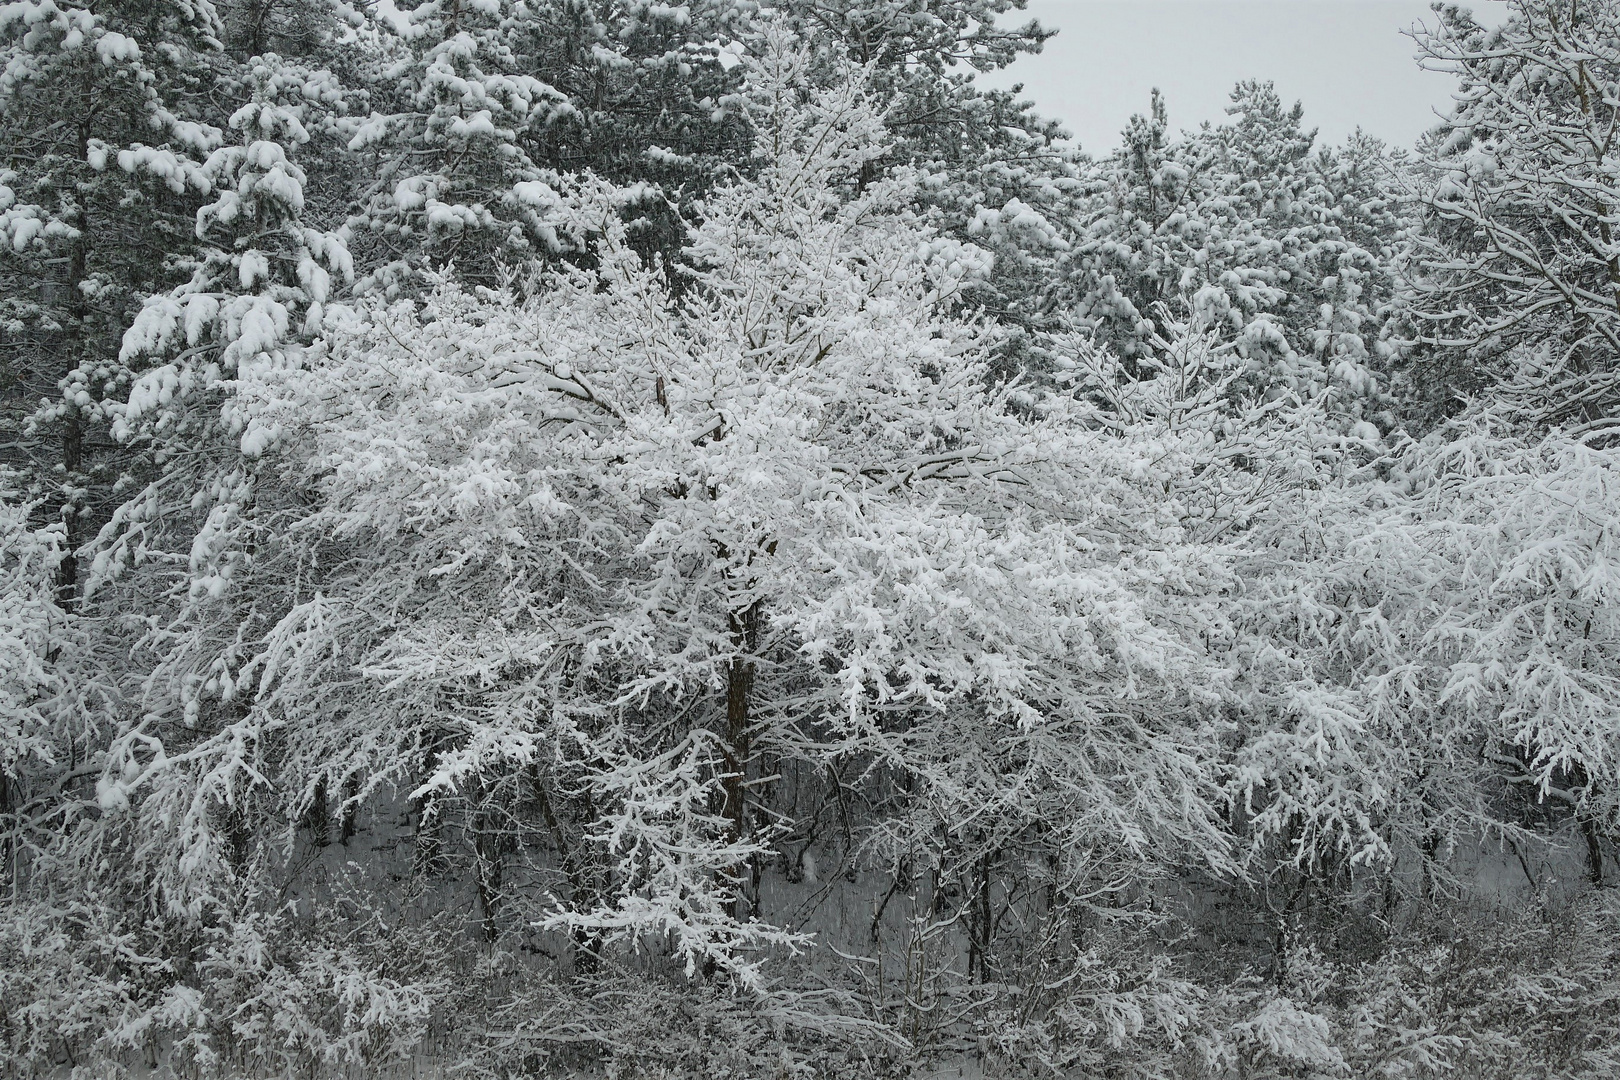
(2, 1, 1619, 1078)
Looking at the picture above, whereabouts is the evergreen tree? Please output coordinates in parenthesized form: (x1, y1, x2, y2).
(1058, 83, 1404, 431)
(0, 0, 228, 598)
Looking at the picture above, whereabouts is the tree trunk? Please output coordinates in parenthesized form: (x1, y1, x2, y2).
(722, 602, 760, 921)
(54, 122, 91, 606)
(473, 787, 505, 943)
(967, 850, 994, 983)
(306, 777, 330, 847)
(339, 774, 359, 845)
(1581, 813, 1606, 887)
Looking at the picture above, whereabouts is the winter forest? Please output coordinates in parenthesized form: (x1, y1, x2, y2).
(4, 0, 1620, 1075)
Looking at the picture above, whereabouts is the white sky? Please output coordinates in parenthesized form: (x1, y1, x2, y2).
(974, 0, 1485, 155)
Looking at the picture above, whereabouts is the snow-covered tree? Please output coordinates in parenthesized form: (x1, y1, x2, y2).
(341, 0, 579, 294)
(1212, 414, 1620, 898)
(112, 32, 1239, 999)
(1383, 425, 1620, 886)
(0, 0, 230, 597)
(114, 51, 357, 434)
(0, 480, 73, 809)
(89, 46, 359, 678)
(1405, 0, 1620, 438)
(340, 0, 766, 296)
(5, 2, 1619, 1074)
(1058, 84, 1406, 430)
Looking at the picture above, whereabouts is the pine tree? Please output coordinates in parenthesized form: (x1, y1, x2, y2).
(1058, 83, 1402, 430)
(0, 0, 229, 599)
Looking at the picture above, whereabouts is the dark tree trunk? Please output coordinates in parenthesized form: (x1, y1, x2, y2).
(339, 774, 359, 845)
(722, 602, 760, 921)
(474, 799, 505, 943)
(54, 123, 91, 605)
(306, 777, 330, 848)
(1581, 814, 1606, 887)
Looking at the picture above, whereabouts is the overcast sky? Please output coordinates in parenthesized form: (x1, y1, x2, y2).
(974, 0, 1481, 156)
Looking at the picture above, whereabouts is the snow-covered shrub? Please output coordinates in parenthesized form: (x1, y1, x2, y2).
(461, 970, 900, 1079)
(0, 899, 446, 1078)
(976, 929, 1205, 1079)
(1349, 892, 1620, 1079)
